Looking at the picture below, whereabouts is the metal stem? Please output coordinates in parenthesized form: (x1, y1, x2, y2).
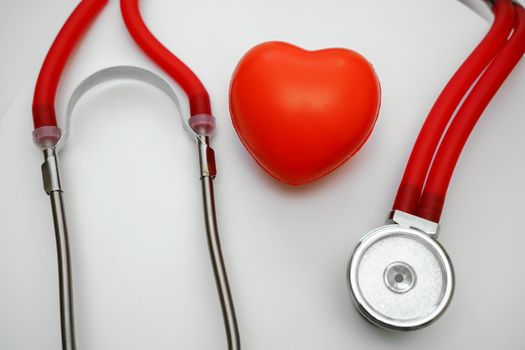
(42, 148, 76, 350)
(197, 136, 241, 350)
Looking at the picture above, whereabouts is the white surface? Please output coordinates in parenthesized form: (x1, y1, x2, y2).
(1, 0, 524, 349)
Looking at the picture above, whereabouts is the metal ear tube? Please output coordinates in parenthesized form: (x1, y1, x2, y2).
(190, 114, 240, 349)
(40, 143, 76, 350)
(196, 133, 241, 350)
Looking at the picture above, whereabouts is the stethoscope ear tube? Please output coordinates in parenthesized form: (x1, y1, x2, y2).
(120, 1, 240, 348)
(120, 0, 212, 117)
(33, 0, 109, 133)
(33, 2, 110, 350)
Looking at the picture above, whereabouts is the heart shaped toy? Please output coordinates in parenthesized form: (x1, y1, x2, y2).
(230, 41, 381, 185)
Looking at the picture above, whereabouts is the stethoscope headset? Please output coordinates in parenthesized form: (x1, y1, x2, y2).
(33, 1, 239, 349)
(30, 0, 525, 349)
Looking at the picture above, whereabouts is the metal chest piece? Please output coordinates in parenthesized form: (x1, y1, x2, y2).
(347, 210, 454, 331)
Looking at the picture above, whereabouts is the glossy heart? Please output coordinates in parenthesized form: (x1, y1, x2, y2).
(229, 41, 381, 185)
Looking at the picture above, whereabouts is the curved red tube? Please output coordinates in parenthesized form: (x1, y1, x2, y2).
(393, 0, 515, 215)
(120, 0, 212, 116)
(418, 4, 525, 222)
(33, 0, 109, 129)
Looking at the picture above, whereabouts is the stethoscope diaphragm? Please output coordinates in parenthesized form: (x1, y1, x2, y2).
(347, 214, 454, 331)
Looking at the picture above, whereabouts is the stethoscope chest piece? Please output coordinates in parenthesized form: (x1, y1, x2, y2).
(347, 211, 454, 331)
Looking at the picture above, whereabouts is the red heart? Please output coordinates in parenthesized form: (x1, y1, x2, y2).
(229, 41, 381, 185)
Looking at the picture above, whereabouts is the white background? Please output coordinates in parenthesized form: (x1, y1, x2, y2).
(1, 0, 524, 349)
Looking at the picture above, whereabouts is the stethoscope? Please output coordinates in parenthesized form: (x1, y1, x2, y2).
(347, 0, 525, 331)
(30, 0, 525, 348)
(32, 1, 239, 349)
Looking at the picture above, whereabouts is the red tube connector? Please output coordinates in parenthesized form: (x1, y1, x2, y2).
(120, 0, 212, 117)
(393, 0, 515, 216)
(33, 0, 108, 130)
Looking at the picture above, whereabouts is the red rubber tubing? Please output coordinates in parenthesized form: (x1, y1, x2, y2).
(392, 0, 515, 215)
(418, 3, 525, 222)
(120, 0, 212, 116)
(32, 0, 109, 129)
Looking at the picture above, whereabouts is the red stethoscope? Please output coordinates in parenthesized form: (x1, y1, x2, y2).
(32, 1, 239, 349)
(348, 0, 525, 331)
(31, 0, 525, 349)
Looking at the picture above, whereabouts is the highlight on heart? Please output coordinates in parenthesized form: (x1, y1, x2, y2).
(229, 41, 381, 185)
